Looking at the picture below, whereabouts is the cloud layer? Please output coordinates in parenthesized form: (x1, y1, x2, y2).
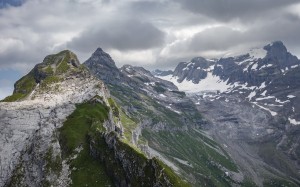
(67, 19, 165, 52)
(0, 0, 300, 74)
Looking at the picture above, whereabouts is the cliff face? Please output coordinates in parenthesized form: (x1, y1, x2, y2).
(0, 50, 110, 186)
(0, 50, 187, 187)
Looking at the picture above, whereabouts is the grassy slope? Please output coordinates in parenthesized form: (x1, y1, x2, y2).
(59, 99, 189, 187)
(2, 71, 36, 102)
(108, 84, 242, 186)
(59, 102, 113, 187)
(143, 129, 238, 187)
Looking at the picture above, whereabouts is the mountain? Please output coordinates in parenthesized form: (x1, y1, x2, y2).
(84, 48, 122, 85)
(155, 41, 300, 186)
(83, 49, 245, 187)
(156, 41, 300, 122)
(1, 41, 300, 187)
(0, 50, 187, 187)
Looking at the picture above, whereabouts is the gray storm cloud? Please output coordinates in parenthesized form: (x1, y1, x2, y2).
(0, 0, 299, 72)
(67, 19, 166, 52)
(174, 0, 299, 22)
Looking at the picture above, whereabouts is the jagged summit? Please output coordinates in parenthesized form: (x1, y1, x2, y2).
(172, 57, 215, 84)
(264, 41, 286, 51)
(156, 41, 300, 92)
(84, 47, 121, 85)
(264, 41, 287, 57)
(88, 47, 116, 67)
(264, 41, 299, 66)
(94, 47, 104, 53)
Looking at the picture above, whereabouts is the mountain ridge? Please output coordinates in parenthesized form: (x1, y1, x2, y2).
(0, 50, 188, 187)
(1, 41, 300, 186)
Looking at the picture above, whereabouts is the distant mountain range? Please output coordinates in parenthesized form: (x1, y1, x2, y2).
(154, 41, 300, 123)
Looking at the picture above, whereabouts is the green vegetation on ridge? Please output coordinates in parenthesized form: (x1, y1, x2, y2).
(142, 129, 238, 187)
(2, 71, 36, 102)
(1, 50, 81, 102)
(58, 98, 189, 187)
(59, 101, 112, 187)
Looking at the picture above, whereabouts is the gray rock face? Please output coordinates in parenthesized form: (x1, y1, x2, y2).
(173, 57, 215, 83)
(83, 48, 122, 85)
(218, 41, 299, 86)
(188, 92, 299, 185)
(120, 64, 178, 91)
(153, 41, 300, 185)
(152, 69, 173, 77)
(0, 62, 110, 186)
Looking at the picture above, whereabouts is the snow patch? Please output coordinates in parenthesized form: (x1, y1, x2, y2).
(261, 90, 267, 96)
(288, 118, 300, 125)
(159, 94, 166, 98)
(255, 96, 275, 101)
(247, 91, 256, 101)
(275, 98, 290, 104)
(158, 73, 230, 93)
(287, 95, 296, 98)
(166, 106, 181, 114)
(259, 64, 273, 69)
(173, 157, 193, 167)
(258, 82, 266, 89)
(252, 102, 277, 116)
(251, 63, 258, 70)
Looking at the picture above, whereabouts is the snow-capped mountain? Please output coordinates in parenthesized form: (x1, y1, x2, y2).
(154, 41, 300, 185)
(156, 41, 300, 123)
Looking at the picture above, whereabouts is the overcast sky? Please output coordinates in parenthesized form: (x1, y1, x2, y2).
(1, 0, 300, 99)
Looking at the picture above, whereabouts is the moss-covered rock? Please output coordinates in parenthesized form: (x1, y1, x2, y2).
(1, 50, 84, 102)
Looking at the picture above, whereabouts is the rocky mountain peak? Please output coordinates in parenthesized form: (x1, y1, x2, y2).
(94, 47, 104, 53)
(88, 47, 117, 67)
(43, 50, 80, 65)
(83, 48, 121, 85)
(262, 41, 299, 68)
(2, 50, 88, 102)
(264, 41, 288, 59)
(191, 57, 215, 69)
(172, 57, 215, 84)
(264, 41, 286, 53)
